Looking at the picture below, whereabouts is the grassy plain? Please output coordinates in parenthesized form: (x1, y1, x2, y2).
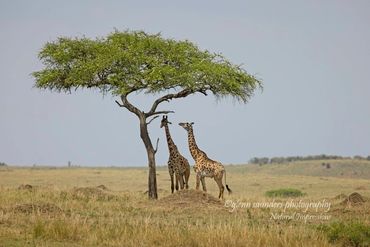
(0, 159, 369, 246)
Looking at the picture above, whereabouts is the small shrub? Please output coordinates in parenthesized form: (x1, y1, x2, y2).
(317, 221, 370, 247)
(265, 188, 305, 198)
(0, 162, 7, 166)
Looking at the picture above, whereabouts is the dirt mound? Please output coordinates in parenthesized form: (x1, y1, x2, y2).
(158, 189, 223, 208)
(72, 186, 115, 201)
(13, 203, 62, 214)
(18, 184, 33, 190)
(341, 192, 366, 206)
(96, 184, 109, 190)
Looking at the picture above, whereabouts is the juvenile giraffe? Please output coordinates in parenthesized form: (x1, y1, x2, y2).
(179, 122, 232, 199)
(160, 116, 190, 193)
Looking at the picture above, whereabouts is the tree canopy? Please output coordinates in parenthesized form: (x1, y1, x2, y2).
(33, 30, 262, 199)
(33, 30, 261, 102)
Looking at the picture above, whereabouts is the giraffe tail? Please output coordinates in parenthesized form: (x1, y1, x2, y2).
(224, 170, 232, 194)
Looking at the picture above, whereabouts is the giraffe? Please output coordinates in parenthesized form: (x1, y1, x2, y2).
(160, 116, 190, 193)
(178, 122, 232, 199)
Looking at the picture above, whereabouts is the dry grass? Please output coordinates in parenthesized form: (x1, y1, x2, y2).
(12, 202, 63, 214)
(0, 161, 369, 246)
(158, 189, 222, 207)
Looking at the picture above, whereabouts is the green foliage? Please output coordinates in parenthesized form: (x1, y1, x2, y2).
(265, 188, 305, 198)
(33, 30, 261, 102)
(317, 221, 370, 247)
(0, 162, 7, 166)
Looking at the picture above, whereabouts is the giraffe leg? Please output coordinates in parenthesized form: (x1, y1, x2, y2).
(195, 174, 200, 190)
(178, 173, 185, 190)
(195, 173, 201, 190)
(170, 173, 174, 194)
(215, 176, 225, 199)
(175, 174, 179, 191)
(182, 175, 186, 190)
(185, 167, 190, 189)
(200, 176, 207, 193)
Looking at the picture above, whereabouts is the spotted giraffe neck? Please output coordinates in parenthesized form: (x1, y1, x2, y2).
(164, 124, 177, 154)
(187, 127, 202, 160)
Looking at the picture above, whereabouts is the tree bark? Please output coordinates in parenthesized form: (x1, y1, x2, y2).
(139, 115, 158, 199)
(116, 94, 159, 200)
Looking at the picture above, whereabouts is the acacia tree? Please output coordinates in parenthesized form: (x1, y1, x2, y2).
(33, 30, 261, 199)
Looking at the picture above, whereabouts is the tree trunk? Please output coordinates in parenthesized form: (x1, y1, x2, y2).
(139, 116, 158, 199)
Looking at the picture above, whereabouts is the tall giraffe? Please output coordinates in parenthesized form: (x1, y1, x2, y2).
(160, 116, 190, 193)
(178, 122, 232, 199)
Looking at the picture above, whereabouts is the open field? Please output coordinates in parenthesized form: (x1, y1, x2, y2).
(0, 159, 369, 246)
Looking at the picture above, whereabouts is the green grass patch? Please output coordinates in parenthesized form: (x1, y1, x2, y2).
(265, 188, 305, 198)
(317, 221, 370, 247)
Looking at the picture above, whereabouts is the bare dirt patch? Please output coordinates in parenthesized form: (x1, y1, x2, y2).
(157, 189, 223, 209)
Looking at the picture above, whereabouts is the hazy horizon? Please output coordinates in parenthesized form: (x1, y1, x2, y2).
(1, 1, 369, 167)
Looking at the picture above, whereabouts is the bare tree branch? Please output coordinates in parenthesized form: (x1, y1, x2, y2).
(145, 87, 211, 117)
(147, 115, 159, 125)
(147, 110, 175, 117)
(145, 89, 193, 117)
(115, 100, 123, 107)
(199, 88, 208, 96)
(154, 138, 160, 154)
(118, 87, 207, 118)
(116, 94, 142, 117)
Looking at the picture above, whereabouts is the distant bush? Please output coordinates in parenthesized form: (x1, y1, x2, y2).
(0, 162, 7, 166)
(249, 157, 269, 165)
(249, 154, 370, 165)
(353, 155, 367, 160)
(265, 188, 304, 198)
(317, 221, 370, 247)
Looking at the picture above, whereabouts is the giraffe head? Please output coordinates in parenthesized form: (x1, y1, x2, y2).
(178, 122, 194, 132)
(160, 115, 172, 128)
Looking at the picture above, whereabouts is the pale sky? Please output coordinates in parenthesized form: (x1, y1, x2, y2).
(1, 0, 369, 166)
